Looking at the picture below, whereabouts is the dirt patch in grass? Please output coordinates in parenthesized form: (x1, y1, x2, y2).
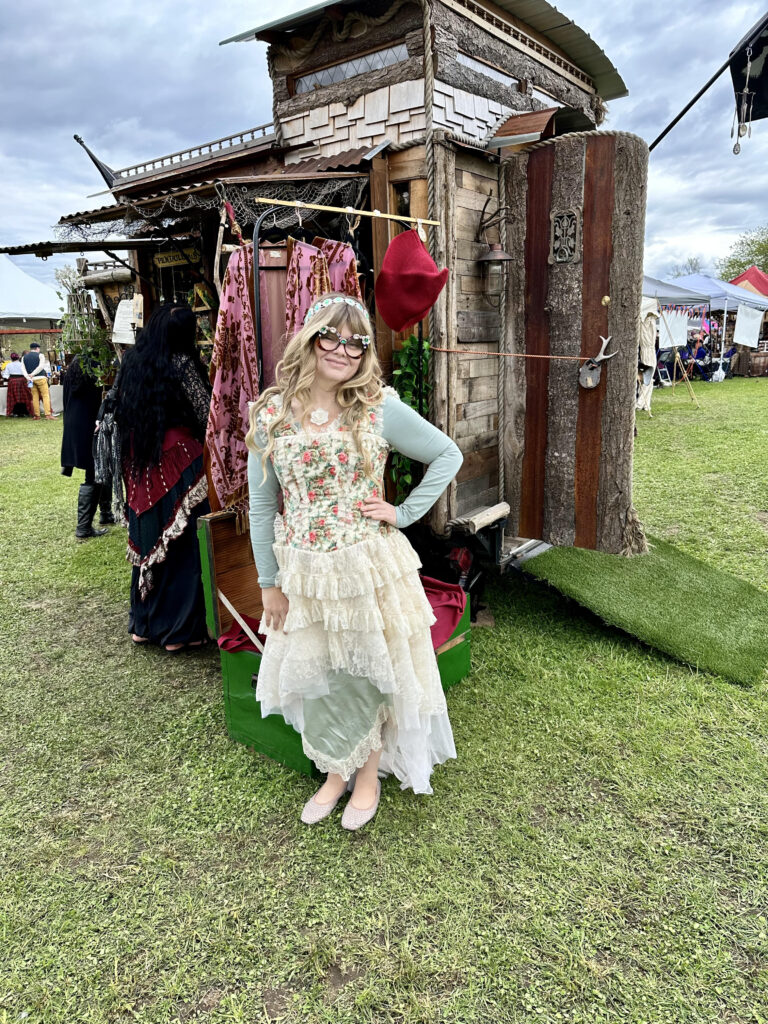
(326, 961, 365, 996)
(262, 984, 298, 1020)
(178, 986, 230, 1020)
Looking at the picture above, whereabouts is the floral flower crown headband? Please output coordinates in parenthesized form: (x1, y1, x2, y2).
(303, 295, 371, 328)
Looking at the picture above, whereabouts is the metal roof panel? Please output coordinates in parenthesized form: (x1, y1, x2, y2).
(219, 0, 358, 44)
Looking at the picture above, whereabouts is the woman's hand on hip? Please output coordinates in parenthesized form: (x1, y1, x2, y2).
(360, 498, 397, 526)
(261, 587, 289, 632)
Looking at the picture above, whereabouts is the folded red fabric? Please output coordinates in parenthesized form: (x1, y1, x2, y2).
(421, 575, 467, 649)
(218, 612, 267, 652)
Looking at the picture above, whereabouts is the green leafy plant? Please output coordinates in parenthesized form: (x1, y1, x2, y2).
(55, 266, 114, 385)
(390, 333, 431, 503)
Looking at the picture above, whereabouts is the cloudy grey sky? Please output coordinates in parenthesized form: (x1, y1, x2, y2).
(2, 0, 766, 286)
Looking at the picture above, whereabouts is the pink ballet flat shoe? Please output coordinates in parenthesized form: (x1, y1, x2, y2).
(300, 785, 347, 824)
(341, 780, 381, 832)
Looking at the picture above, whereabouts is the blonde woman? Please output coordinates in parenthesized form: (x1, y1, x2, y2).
(246, 293, 462, 830)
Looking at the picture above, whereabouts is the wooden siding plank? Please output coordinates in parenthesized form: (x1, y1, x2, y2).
(387, 144, 427, 182)
(457, 310, 501, 342)
(457, 445, 498, 483)
(455, 376, 498, 403)
(456, 398, 498, 420)
(456, 357, 500, 378)
(455, 414, 497, 438)
(456, 168, 499, 195)
(457, 429, 498, 454)
(456, 483, 499, 516)
(455, 185, 499, 213)
(455, 150, 499, 178)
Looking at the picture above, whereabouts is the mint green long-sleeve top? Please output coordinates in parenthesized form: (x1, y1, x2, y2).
(248, 391, 463, 587)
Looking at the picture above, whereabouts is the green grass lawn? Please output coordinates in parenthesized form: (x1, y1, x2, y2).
(1, 381, 768, 1024)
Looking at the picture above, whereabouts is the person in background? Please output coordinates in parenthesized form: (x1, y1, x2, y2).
(23, 342, 57, 420)
(114, 304, 212, 652)
(2, 352, 35, 417)
(689, 336, 711, 381)
(61, 354, 114, 540)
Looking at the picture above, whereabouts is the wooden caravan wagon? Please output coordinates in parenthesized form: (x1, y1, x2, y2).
(2, 0, 649, 763)
(226, 0, 649, 561)
(29, 0, 647, 562)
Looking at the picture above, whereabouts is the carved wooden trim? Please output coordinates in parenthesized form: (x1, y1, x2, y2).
(548, 207, 581, 265)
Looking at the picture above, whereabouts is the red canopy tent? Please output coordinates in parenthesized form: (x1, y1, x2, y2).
(730, 265, 768, 295)
(730, 266, 768, 373)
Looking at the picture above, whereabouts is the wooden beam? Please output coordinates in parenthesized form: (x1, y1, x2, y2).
(518, 143, 555, 540)
(369, 155, 393, 378)
(430, 141, 457, 532)
(574, 135, 615, 548)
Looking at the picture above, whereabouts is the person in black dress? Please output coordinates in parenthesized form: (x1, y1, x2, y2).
(114, 304, 212, 652)
(61, 354, 114, 540)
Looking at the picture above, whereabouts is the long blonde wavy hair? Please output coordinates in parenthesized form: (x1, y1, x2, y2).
(245, 292, 384, 479)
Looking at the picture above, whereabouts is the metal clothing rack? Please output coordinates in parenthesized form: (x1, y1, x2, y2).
(247, 196, 440, 412)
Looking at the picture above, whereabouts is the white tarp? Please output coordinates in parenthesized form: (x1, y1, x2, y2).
(733, 303, 763, 348)
(658, 308, 688, 349)
(0, 254, 61, 320)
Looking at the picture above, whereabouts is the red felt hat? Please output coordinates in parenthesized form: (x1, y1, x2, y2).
(374, 229, 449, 332)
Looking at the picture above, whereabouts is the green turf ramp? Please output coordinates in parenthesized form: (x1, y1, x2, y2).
(522, 536, 768, 686)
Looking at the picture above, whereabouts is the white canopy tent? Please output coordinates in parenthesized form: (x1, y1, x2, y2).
(0, 254, 61, 320)
(671, 273, 768, 360)
(642, 274, 710, 305)
(670, 273, 768, 312)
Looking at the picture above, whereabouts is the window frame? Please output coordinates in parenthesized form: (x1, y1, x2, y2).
(287, 41, 410, 97)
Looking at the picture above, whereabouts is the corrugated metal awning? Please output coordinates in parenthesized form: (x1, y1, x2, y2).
(0, 239, 169, 257)
(489, 0, 627, 99)
(486, 105, 594, 148)
(490, 107, 559, 145)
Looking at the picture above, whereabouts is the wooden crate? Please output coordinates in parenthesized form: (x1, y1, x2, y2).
(198, 509, 263, 637)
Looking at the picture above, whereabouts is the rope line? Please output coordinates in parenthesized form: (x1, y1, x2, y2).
(430, 346, 597, 362)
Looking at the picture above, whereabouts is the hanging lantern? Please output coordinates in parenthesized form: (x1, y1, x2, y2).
(476, 195, 514, 307)
(477, 242, 514, 304)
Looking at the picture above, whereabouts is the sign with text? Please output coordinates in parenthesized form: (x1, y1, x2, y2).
(153, 247, 200, 268)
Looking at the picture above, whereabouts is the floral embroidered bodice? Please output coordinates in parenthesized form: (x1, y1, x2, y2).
(248, 388, 463, 587)
(259, 395, 392, 552)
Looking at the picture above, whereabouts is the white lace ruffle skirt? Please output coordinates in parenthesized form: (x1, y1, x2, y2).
(256, 529, 456, 793)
